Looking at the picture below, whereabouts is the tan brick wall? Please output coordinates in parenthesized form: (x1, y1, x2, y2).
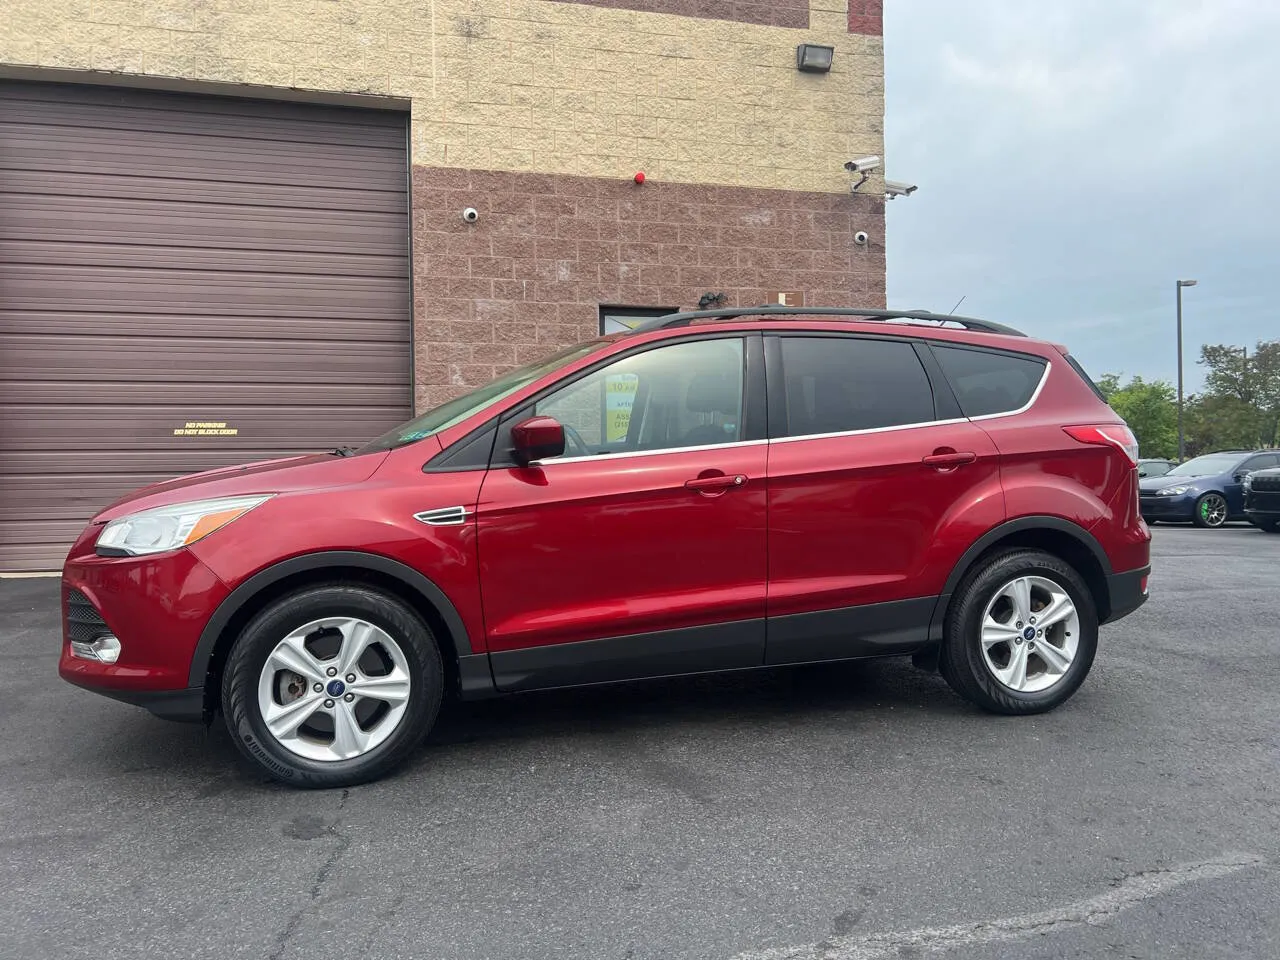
(3, 0, 883, 195)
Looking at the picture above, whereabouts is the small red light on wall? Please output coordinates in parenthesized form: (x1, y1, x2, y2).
(634, 172, 646, 185)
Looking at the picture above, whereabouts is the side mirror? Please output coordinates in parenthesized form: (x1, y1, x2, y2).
(511, 416, 565, 466)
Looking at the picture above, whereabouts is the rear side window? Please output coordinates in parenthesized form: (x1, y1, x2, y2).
(933, 345, 1048, 418)
(779, 337, 935, 437)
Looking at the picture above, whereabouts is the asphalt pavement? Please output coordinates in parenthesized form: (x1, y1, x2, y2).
(2, 524, 1277, 960)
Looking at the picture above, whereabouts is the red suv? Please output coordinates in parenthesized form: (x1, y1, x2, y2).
(61, 307, 1151, 786)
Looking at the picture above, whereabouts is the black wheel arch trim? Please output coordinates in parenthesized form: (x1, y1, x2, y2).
(929, 515, 1115, 642)
(188, 550, 473, 689)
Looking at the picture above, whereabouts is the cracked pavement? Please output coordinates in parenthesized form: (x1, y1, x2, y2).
(1, 525, 1278, 960)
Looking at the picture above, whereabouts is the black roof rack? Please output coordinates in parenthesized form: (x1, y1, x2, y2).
(627, 305, 1025, 337)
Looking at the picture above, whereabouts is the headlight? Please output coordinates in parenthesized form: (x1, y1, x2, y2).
(1243, 474, 1253, 492)
(96, 495, 272, 557)
(1156, 485, 1191, 496)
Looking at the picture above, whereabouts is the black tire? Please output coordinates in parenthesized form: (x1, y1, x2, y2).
(939, 549, 1098, 715)
(222, 584, 443, 788)
(1192, 491, 1228, 528)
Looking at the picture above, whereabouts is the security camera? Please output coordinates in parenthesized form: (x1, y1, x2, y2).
(461, 207, 479, 223)
(885, 180, 919, 199)
(854, 230, 870, 246)
(844, 156, 881, 173)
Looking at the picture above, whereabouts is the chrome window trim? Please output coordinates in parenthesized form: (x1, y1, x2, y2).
(768, 417, 970, 445)
(530, 438, 768, 467)
(524, 358, 1051, 463)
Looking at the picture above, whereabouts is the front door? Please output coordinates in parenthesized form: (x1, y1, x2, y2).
(764, 333, 1003, 665)
(476, 335, 768, 690)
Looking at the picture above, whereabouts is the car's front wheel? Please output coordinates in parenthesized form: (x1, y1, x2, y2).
(940, 549, 1098, 715)
(1193, 492, 1228, 528)
(222, 584, 443, 787)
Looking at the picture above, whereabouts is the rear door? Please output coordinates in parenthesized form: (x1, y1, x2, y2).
(476, 334, 769, 690)
(763, 334, 1003, 665)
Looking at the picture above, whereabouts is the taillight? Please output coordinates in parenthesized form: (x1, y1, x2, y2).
(1063, 424, 1140, 466)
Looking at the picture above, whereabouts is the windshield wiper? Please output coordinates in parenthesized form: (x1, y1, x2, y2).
(330, 446, 356, 458)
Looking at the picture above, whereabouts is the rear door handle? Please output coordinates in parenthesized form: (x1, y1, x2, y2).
(685, 474, 748, 493)
(923, 451, 977, 469)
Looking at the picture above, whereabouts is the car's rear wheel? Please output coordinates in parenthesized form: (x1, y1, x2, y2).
(222, 584, 442, 787)
(1193, 492, 1228, 528)
(940, 549, 1098, 715)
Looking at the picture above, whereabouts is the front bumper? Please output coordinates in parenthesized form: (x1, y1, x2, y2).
(1104, 565, 1150, 623)
(1245, 489, 1280, 525)
(60, 525, 228, 722)
(1139, 492, 1197, 521)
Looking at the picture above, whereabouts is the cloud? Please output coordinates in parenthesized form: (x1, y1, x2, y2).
(885, 0, 1280, 388)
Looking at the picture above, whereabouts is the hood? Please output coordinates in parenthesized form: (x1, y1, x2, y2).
(1138, 474, 1204, 492)
(94, 450, 395, 521)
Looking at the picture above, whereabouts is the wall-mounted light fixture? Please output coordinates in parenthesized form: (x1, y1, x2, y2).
(796, 43, 834, 73)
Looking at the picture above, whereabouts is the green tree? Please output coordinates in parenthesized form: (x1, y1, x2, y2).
(1184, 394, 1262, 456)
(1196, 339, 1280, 448)
(1100, 375, 1178, 458)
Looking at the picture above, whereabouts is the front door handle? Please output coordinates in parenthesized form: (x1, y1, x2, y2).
(685, 474, 748, 493)
(923, 451, 977, 469)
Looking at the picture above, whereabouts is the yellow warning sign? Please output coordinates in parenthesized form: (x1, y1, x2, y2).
(173, 421, 239, 437)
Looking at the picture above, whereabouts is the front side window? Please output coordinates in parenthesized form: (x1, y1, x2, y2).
(1167, 454, 1247, 477)
(1243, 454, 1279, 473)
(778, 336, 935, 438)
(933, 345, 1048, 418)
(534, 338, 745, 458)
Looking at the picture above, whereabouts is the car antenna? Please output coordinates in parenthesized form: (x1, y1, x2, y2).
(948, 295, 966, 316)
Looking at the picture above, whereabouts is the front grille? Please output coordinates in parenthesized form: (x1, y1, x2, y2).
(65, 589, 108, 643)
(1251, 475, 1280, 493)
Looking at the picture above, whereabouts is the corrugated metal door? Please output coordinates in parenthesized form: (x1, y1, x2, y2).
(0, 82, 412, 571)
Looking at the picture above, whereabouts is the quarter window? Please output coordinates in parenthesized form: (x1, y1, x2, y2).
(534, 338, 745, 457)
(933, 345, 1048, 418)
(778, 337, 935, 437)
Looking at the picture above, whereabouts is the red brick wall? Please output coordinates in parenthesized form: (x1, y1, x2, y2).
(547, 0, 808, 29)
(411, 167, 885, 411)
(848, 0, 883, 35)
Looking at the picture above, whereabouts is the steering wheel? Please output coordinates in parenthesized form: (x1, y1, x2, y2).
(561, 423, 590, 458)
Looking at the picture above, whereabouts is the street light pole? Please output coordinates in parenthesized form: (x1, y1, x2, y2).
(1176, 279, 1198, 461)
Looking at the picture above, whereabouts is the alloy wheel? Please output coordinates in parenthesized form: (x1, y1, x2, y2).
(979, 576, 1080, 694)
(256, 617, 412, 762)
(1199, 493, 1228, 527)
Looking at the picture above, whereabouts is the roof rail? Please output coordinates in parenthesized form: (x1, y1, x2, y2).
(627, 305, 1025, 337)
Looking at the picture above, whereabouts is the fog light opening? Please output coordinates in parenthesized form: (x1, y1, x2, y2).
(70, 634, 122, 664)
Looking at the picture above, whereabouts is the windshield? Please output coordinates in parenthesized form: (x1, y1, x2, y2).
(1166, 454, 1244, 477)
(358, 342, 604, 453)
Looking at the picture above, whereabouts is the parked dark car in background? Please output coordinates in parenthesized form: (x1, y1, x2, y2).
(1244, 467, 1280, 532)
(1139, 450, 1280, 528)
(1137, 458, 1176, 479)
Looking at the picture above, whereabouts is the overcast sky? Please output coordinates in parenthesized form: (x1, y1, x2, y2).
(884, 0, 1279, 391)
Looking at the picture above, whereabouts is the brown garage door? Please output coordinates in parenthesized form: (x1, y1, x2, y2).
(0, 82, 412, 572)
